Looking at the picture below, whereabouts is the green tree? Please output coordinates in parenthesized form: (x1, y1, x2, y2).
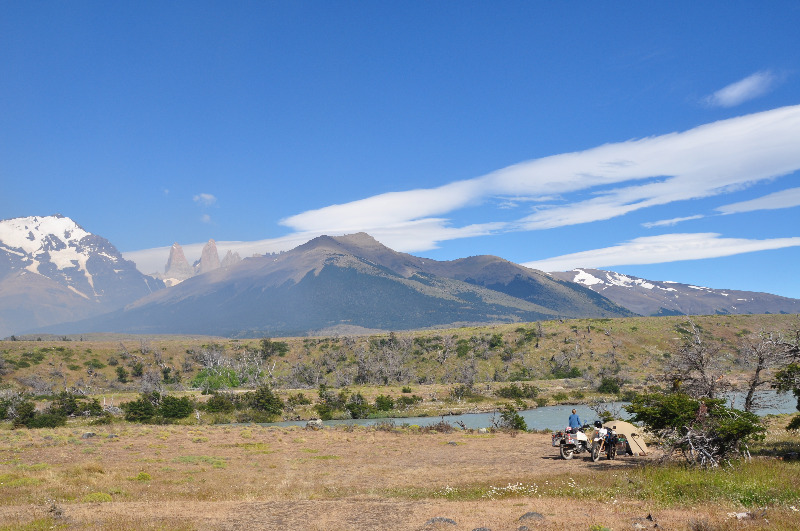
(260, 338, 289, 359)
(249, 385, 284, 417)
(494, 403, 527, 431)
(121, 393, 158, 422)
(375, 394, 394, 411)
(626, 392, 764, 466)
(597, 377, 621, 394)
(159, 395, 194, 419)
(345, 392, 374, 419)
(204, 392, 237, 413)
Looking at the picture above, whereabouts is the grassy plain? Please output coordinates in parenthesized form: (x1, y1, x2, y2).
(2, 314, 800, 529)
(0, 419, 799, 530)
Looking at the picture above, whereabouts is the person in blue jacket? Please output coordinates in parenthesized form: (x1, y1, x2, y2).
(568, 409, 582, 429)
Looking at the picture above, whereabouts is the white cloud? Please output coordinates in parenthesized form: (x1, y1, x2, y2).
(193, 193, 217, 206)
(279, 105, 800, 246)
(642, 215, 704, 228)
(201, 214, 212, 224)
(522, 233, 800, 272)
(704, 71, 777, 108)
(126, 105, 800, 274)
(717, 187, 800, 214)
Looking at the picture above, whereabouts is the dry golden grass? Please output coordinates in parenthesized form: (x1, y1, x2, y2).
(1, 422, 799, 530)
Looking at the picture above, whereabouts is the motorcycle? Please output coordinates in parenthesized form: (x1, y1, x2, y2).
(551, 425, 590, 460)
(591, 425, 631, 461)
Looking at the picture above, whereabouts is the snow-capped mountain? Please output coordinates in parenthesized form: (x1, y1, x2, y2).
(0, 215, 164, 337)
(549, 268, 800, 316)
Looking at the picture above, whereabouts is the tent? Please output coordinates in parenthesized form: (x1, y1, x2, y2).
(604, 420, 649, 456)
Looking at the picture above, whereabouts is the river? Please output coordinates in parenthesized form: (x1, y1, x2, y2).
(262, 390, 797, 431)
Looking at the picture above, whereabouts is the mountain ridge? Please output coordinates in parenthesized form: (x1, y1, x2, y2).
(550, 268, 800, 316)
(30, 233, 635, 337)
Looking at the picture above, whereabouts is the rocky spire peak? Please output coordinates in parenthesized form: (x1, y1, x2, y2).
(164, 242, 194, 281)
(197, 239, 221, 275)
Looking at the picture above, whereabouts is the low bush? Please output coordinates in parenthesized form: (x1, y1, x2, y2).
(122, 392, 195, 423)
(375, 394, 394, 411)
(494, 403, 527, 431)
(191, 368, 240, 393)
(597, 377, 621, 394)
(204, 392, 237, 413)
(496, 383, 540, 400)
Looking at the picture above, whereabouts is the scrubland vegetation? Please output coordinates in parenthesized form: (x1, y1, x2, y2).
(1, 313, 799, 529)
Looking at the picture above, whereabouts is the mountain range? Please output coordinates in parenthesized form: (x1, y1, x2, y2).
(1, 215, 797, 338)
(550, 268, 800, 317)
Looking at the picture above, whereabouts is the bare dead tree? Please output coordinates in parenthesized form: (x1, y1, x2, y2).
(139, 369, 163, 394)
(737, 330, 795, 412)
(664, 319, 730, 399)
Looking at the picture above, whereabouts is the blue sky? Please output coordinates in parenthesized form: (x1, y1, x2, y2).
(2, 2, 800, 298)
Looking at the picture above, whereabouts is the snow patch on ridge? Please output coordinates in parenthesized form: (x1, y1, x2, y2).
(572, 269, 603, 286)
(0, 216, 89, 255)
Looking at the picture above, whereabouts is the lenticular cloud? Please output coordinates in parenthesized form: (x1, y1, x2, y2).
(280, 104, 800, 249)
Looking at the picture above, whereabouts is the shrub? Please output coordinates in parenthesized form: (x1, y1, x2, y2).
(626, 392, 765, 465)
(159, 395, 194, 419)
(82, 492, 112, 503)
(286, 392, 312, 408)
(116, 366, 129, 383)
(51, 392, 102, 417)
(122, 394, 157, 422)
(397, 394, 423, 408)
(25, 412, 67, 429)
(597, 377, 621, 394)
(496, 383, 540, 399)
(11, 401, 36, 427)
(247, 385, 284, 417)
(346, 393, 374, 419)
(375, 394, 394, 411)
(84, 358, 106, 369)
(7, 400, 68, 429)
(260, 338, 289, 358)
(204, 392, 237, 413)
(494, 403, 527, 431)
(488, 334, 504, 349)
(450, 384, 480, 401)
(551, 366, 582, 379)
(455, 340, 470, 357)
(191, 368, 240, 393)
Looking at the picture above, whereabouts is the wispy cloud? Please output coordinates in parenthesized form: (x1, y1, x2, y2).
(704, 71, 777, 108)
(717, 187, 800, 214)
(521, 233, 800, 272)
(193, 193, 217, 206)
(126, 105, 800, 274)
(642, 215, 704, 228)
(201, 214, 212, 224)
(280, 104, 800, 249)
